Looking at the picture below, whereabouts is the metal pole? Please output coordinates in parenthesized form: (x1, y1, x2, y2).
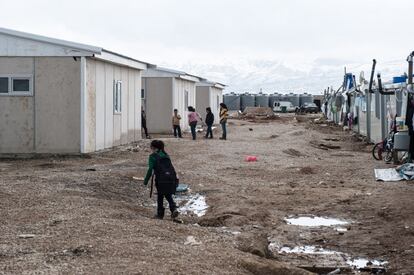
(366, 59, 376, 142)
(366, 91, 371, 142)
(408, 52, 413, 86)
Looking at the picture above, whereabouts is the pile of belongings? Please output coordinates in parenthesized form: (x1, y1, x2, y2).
(396, 163, 414, 180)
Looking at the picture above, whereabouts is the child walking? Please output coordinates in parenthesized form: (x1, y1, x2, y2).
(188, 106, 202, 140)
(205, 107, 214, 139)
(172, 109, 182, 138)
(143, 140, 179, 220)
(219, 103, 229, 140)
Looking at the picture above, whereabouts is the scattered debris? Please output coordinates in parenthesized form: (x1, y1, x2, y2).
(375, 168, 404, 182)
(176, 183, 189, 193)
(245, 156, 258, 162)
(299, 167, 315, 174)
(283, 148, 305, 157)
(86, 168, 97, 171)
(243, 107, 275, 117)
(249, 128, 254, 131)
(49, 219, 63, 226)
(70, 246, 91, 256)
(396, 163, 414, 180)
(310, 141, 341, 150)
(132, 176, 144, 181)
(184, 236, 202, 246)
(18, 234, 35, 239)
(323, 138, 340, 142)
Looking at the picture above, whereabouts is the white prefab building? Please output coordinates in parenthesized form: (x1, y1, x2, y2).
(196, 81, 225, 123)
(142, 68, 203, 134)
(0, 28, 149, 155)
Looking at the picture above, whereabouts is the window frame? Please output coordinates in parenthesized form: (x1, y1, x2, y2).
(184, 90, 189, 109)
(113, 80, 122, 114)
(0, 74, 33, 96)
(0, 77, 10, 94)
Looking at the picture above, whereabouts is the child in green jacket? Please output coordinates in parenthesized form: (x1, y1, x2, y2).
(144, 140, 179, 219)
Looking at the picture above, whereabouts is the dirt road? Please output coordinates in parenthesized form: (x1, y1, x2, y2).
(0, 114, 413, 274)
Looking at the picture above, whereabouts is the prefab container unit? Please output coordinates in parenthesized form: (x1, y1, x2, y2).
(142, 68, 203, 134)
(0, 28, 149, 155)
(196, 81, 226, 124)
(223, 93, 241, 110)
(255, 93, 269, 107)
(240, 93, 255, 111)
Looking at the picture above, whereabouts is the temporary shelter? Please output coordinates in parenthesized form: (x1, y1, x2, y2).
(0, 27, 150, 155)
(142, 67, 204, 133)
(196, 81, 225, 123)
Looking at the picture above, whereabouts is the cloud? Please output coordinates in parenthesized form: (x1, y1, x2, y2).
(0, 0, 413, 93)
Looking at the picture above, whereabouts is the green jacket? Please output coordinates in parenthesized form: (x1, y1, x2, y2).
(143, 151, 168, 185)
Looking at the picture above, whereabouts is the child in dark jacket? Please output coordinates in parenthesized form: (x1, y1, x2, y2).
(143, 140, 179, 220)
(205, 107, 214, 139)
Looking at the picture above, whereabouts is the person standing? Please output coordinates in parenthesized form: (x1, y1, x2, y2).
(141, 110, 150, 139)
(143, 140, 179, 220)
(205, 107, 214, 139)
(172, 109, 182, 138)
(219, 103, 229, 140)
(188, 106, 201, 140)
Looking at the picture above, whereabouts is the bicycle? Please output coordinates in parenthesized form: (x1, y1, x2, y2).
(372, 130, 409, 164)
(372, 133, 394, 162)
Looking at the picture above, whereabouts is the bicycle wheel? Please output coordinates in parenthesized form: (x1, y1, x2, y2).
(400, 152, 409, 164)
(384, 150, 393, 163)
(372, 143, 383, 160)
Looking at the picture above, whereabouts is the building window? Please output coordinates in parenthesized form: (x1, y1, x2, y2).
(217, 95, 220, 108)
(0, 77, 8, 93)
(114, 80, 122, 114)
(141, 89, 145, 99)
(12, 78, 30, 93)
(0, 75, 32, 96)
(185, 90, 189, 109)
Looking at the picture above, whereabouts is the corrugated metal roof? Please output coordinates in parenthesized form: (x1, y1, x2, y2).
(0, 27, 102, 54)
(0, 27, 154, 69)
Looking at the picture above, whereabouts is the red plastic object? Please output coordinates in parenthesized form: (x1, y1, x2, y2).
(245, 156, 258, 162)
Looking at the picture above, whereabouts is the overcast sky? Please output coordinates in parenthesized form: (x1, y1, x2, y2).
(1, 0, 414, 93)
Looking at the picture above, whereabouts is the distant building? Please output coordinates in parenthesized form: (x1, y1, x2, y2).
(142, 68, 204, 133)
(196, 81, 225, 123)
(0, 28, 150, 155)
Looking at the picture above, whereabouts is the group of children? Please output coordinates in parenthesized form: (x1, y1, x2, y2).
(172, 103, 229, 140)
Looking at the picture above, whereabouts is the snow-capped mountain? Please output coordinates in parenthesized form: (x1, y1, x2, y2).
(161, 58, 409, 95)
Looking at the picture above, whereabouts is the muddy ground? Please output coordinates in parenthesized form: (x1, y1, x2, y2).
(0, 114, 413, 274)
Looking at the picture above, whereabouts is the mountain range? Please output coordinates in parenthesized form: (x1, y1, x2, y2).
(162, 58, 409, 95)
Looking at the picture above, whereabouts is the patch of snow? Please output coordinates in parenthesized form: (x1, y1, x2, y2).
(285, 216, 348, 227)
(347, 258, 388, 269)
(179, 194, 208, 217)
